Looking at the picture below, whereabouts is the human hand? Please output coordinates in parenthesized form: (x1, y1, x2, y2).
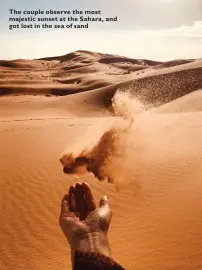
(59, 182, 112, 262)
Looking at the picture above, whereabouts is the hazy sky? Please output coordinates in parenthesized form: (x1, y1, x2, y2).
(0, 0, 201, 60)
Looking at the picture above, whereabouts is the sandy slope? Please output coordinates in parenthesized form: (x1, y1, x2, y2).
(151, 89, 202, 113)
(0, 51, 202, 270)
(0, 50, 200, 99)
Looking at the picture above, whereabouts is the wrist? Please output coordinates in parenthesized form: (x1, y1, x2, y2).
(71, 232, 111, 258)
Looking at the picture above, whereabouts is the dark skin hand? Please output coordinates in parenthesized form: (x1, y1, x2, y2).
(59, 182, 112, 265)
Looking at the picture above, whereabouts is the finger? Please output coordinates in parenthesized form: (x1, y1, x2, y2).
(68, 185, 77, 212)
(68, 186, 73, 211)
(60, 194, 77, 219)
(82, 182, 96, 212)
(75, 183, 86, 221)
(61, 196, 69, 216)
(62, 193, 69, 203)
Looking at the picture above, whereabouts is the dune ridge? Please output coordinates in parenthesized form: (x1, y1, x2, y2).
(0, 51, 201, 104)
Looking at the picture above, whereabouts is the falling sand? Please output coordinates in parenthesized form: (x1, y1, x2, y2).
(60, 93, 140, 189)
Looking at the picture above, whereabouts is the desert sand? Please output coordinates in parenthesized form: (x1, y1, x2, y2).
(0, 50, 202, 270)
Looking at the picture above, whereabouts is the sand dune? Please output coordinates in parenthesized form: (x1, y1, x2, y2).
(1, 51, 201, 109)
(151, 89, 202, 113)
(0, 50, 202, 270)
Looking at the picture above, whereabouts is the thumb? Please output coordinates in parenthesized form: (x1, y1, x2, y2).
(100, 196, 109, 207)
(98, 196, 112, 230)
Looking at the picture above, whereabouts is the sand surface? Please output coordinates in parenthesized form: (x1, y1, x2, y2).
(0, 51, 202, 270)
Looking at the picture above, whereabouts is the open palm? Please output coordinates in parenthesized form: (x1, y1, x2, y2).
(59, 182, 112, 253)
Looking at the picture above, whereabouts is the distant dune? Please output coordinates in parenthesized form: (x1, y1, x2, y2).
(0, 50, 201, 111)
(0, 50, 202, 270)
